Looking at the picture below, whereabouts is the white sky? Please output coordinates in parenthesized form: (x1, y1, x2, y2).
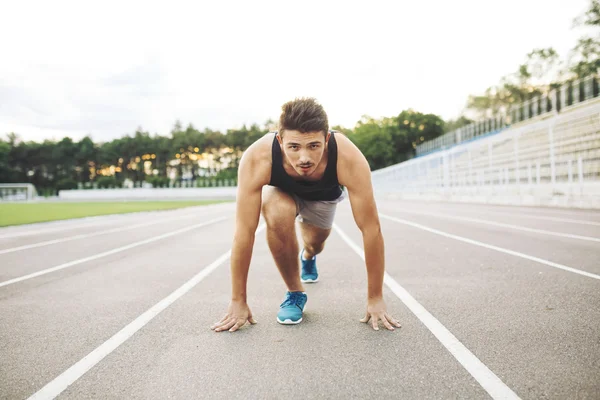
(0, 0, 592, 142)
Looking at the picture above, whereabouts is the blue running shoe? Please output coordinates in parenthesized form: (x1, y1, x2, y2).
(300, 249, 319, 283)
(277, 291, 307, 325)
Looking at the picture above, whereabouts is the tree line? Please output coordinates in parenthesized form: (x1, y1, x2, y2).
(0, 111, 446, 195)
(0, 122, 266, 194)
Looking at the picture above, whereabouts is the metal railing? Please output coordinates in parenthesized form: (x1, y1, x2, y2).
(74, 179, 238, 190)
(416, 75, 600, 157)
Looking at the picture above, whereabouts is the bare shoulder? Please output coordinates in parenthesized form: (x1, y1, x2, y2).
(333, 132, 370, 187)
(333, 131, 364, 162)
(238, 132, 274, 188)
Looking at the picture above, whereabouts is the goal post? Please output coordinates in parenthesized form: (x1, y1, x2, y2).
(0, 183, 38, 201)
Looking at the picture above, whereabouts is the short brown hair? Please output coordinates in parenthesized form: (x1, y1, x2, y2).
(278, 97, 329, 136)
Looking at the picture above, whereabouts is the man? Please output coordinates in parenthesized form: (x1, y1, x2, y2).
(210, 98, 401, 332)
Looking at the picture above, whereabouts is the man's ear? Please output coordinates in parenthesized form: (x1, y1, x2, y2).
(325, 131, 331, 145)
(276, 131, 283, 145)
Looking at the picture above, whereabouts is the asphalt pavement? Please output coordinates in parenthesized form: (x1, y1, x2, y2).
(0, 199, 598, 399)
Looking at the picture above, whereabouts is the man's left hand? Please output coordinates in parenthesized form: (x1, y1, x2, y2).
(360, 297, 401, 331)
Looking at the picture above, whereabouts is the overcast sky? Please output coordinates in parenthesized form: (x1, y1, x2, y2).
(0, 0, 591, 143)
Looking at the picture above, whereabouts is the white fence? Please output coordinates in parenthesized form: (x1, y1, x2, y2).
(373, 100, 600, 208)
(58, 187, 237, 201)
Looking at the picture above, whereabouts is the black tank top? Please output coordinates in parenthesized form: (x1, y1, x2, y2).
(269, 131, 343, 201)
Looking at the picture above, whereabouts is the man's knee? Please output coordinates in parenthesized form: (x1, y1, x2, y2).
(261, 187, 297, 228)
(301, 222, 331, 255)
(305, 240, 325, 255)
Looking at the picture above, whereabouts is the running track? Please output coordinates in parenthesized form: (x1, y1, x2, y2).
(1, 199, 599, 399)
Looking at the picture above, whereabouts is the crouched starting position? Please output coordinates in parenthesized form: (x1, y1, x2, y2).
(211, 97, 401, 332)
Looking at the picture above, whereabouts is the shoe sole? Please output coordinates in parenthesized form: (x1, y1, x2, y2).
(277, 317, 303, 325)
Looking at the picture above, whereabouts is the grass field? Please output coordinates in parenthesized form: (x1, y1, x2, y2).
(0, 201, 230, 227)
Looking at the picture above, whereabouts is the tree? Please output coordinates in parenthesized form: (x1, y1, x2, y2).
(203, 129, 224, 150)
(76, 136, 96, 183)
(521, 48, 562, 87)
(247, 123, 267, 147)
(569, 36, 600, 78)
(0, 138, 14, 182)
(346, 110, 445, 169)
(393, 110, 444, 159)
(466, 48, 560, 118)
(574, 0, 600, 27)
(444, 116, 474, 133)
(349, 116, 396, 170)
(567, 0, 600, 79)
(225, 125, 249, 169)
(153, 135, 172, 178)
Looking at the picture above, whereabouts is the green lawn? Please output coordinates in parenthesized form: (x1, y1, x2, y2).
(0, 201, 231, 227)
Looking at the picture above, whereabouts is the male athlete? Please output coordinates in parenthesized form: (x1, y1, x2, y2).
(211, 98, 401, 332)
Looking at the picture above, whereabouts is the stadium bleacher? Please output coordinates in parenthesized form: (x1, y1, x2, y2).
(372, 89, 600, 208)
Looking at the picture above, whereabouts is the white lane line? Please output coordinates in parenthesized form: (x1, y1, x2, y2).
(460, 209, 600, 227)
(0, 203, 235, 240)
(509, 208, 600, 219)
(0, 220, 117, 240)
(379, 213, 600, 281)
(383, 202, 600, 227)
(333, 224, 520, 400)
(0, 216, 229, 288)
(383, 209, 600, 243)
(0, 212, 213, 255)
(27, 223, 266, 400)
(380, 201, 600, 222)
(432, 203, 600, 219)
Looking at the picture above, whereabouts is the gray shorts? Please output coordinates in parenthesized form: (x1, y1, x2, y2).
(292, 190, 346, 230)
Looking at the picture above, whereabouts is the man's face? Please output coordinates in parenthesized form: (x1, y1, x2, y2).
(277, 129, 330, 177)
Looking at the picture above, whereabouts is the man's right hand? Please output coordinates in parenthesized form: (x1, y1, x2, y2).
(210, 300, 257, 332)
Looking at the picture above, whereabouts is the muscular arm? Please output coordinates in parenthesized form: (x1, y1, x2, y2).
(230, 144, 269, 302)
(211, 136, 271, 332)
(337, 139, 384, 299)
(336, 134, 400, 331)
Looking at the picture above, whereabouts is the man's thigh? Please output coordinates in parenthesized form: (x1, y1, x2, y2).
(299, 220, 331, 247)
(261, 186, 301, 221)
(296, 190, 346, 230)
